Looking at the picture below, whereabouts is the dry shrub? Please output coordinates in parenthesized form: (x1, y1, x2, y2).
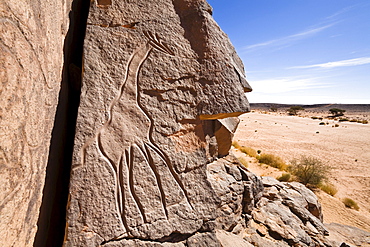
(257, 153, 288, 171)
(343, 198, 359, 210)
(237, 157, 249, 168)
(240, 146, 258, 158)
(277, 173, 291, 182)
(232, 141, 241, 149)
(319, 183, 337, 196)
(289, 156, 329, 186)
(232, 142, 258, 158)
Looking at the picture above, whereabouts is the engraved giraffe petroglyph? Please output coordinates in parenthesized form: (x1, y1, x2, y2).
(77, 31, 192, 232)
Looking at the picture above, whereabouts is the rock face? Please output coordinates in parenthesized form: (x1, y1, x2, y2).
(1, 0, 360, 246)
(325, 223, 370, 246)
(65, 0, 251, 245)
(64, 0, 342, 246)
(0, 1, 71, 246)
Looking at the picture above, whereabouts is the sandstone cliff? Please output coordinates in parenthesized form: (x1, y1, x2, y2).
(1, 0, 72, 246)
(0, 0, 365, 246)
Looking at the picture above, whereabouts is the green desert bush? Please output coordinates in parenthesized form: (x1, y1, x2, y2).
(350, 119, 358, 122)
(277, 173, 291, 182)
(257, 153, 288, 171)
(343, 198, 359, 210)
(287, 106, 305, 116)
(319, 122, 325, 125)
(319, 183, 338, 196)
(361, 120, 368, 124)
(329, 108, 346, 116)
(289, 156, 329, 186)
(311, 116, 319, 120)
(270, 106, 278, 112)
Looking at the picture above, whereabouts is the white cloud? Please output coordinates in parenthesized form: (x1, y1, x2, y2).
(250, 77, 331, 94)
(290, 57, 370, 69)
(325, 3, 368, 20)
(247, 92, 370, 105)
(243, 24, 334, 51)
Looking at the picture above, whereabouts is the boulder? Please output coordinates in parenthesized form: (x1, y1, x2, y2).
(250, 177, 332, 246)
(325, 223, 370, 247)
(0, 1, 72, 246)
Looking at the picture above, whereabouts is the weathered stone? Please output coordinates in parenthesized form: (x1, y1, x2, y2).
(187, 232, 221, 247)
(287, 182, 323, 221)
(251, 178, 332, 246)
(240, 167, 264, 214)
(325, 223, 370, 247)
(214, 117, 240, 156)
(0, 1, 72, 246)
(207, 158, 246, 231)
(215, 230, 254, 247)
(261, 176, 281, 187)
(104, 239, 186, 247)
(249, 234, 290, 247)
(65, 0, 251, 245)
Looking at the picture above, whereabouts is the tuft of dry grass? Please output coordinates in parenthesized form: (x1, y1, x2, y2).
(233, 141, 258, 158)
(257, 153, 288, 171)
(319, 183, 338, 196)
(343, 198, 359, 210)
(232, 141, 241, 149)
(240, 146, 258, 158)
(237, 157, 249, 168)
(339, 118, 349, 122)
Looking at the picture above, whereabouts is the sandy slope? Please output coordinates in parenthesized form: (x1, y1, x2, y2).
(233, 111, 370, 232)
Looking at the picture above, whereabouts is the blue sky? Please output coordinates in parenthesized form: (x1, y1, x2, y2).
(207, 0, 370, 104)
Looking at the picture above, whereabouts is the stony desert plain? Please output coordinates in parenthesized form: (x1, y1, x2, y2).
(232, 104, 370, 232)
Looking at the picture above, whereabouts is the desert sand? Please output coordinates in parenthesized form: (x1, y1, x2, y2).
(233, 109, 370, 232)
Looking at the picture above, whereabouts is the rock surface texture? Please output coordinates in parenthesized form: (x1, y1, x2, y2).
(65, 0, 251, 245)
(1, 0, 367, 246)
(64, 1, 338, 246)
(0, 1, 72, 246)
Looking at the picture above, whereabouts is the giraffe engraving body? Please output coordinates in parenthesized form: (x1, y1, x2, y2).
(80, 32, 192, 232)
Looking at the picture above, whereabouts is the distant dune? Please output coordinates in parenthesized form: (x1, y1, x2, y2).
(250, 103, 370, 121)
(250, 103, 370, 113)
